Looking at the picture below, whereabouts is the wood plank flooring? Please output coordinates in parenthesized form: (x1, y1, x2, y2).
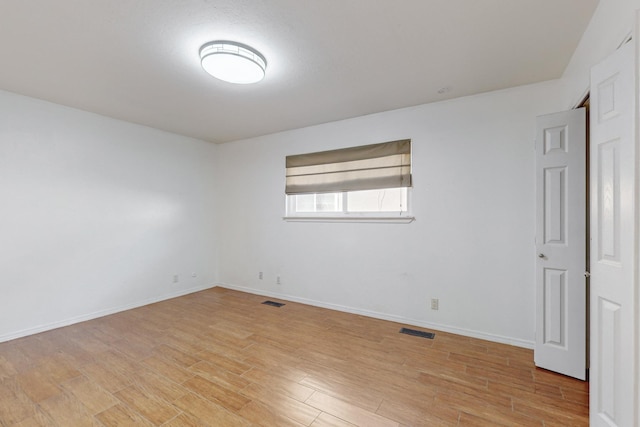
(0, 287, 589, 426)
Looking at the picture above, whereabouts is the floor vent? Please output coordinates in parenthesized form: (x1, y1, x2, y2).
(400, 327, 435, 339)
(262, 300, 285, 307)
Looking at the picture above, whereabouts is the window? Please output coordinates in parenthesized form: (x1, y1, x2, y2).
(285, 139, 413, 221)
(288, 187, 408, 214)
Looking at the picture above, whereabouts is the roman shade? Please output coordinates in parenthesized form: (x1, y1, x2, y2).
(285, 139, 411, 195)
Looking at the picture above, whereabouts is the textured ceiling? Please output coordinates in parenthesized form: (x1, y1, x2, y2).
(0, 0, 598, 143)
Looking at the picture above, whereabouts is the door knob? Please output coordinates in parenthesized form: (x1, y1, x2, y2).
(538, 253, 545, 258)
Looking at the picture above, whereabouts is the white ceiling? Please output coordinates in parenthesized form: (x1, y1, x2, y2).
(0, 1, 598, 144)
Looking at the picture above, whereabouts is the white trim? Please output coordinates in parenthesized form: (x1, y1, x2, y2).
(217, 282, 534, 349)
(283, 215, 415, 223)
(1, 281, 533, 350)
(0, 284, 217, 343)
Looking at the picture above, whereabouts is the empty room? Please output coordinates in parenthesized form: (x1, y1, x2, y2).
(1, 1, 639, 426)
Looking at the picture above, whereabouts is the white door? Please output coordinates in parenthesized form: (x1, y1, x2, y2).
(589, 40, 637, 427)
(534, 108, 587, 380)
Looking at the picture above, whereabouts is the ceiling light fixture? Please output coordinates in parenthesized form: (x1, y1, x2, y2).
(199, 41, 267, 84)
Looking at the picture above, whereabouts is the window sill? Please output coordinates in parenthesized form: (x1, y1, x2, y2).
(283, 215, 415, 224)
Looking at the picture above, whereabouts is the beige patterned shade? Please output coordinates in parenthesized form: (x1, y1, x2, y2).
(285, 139, 411, 195)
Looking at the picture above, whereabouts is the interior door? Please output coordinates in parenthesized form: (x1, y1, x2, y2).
(589, 40, 637, 427)
(534, 108, 586, 380)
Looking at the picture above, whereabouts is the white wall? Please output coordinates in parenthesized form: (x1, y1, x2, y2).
(216, 80, 565, 347)
(561, 0, 640, 108)
(0, 90, 219, 341)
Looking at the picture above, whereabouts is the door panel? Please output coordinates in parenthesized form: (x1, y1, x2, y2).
(543, 268, 567, 347)
(534, 108, 586, 380)
(596, 140, 621, 264)
(544, 166, 567, 244)
(589, 40, 637, 427)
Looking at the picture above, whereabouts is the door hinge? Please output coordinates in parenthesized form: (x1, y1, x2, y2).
(584, 271, 591, 278)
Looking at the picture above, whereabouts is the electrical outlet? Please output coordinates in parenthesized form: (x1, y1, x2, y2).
(259, 271, 263, 280)
(173, 274, 179, 283)
(276, 276, 281, 285)
(431, 298, 439, 311)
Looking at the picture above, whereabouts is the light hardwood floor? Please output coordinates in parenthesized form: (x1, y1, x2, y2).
(0, 287, 588, 426)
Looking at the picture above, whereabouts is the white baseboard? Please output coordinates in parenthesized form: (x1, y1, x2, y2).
(1, 282, 535, 350)
(218, 282, 535, 349)
(0, 284, 217, 343)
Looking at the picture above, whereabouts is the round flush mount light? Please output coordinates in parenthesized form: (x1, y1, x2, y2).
(199, 41, 267, 84)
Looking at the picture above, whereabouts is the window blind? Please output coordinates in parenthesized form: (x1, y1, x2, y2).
(285, 139, 411, 195)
